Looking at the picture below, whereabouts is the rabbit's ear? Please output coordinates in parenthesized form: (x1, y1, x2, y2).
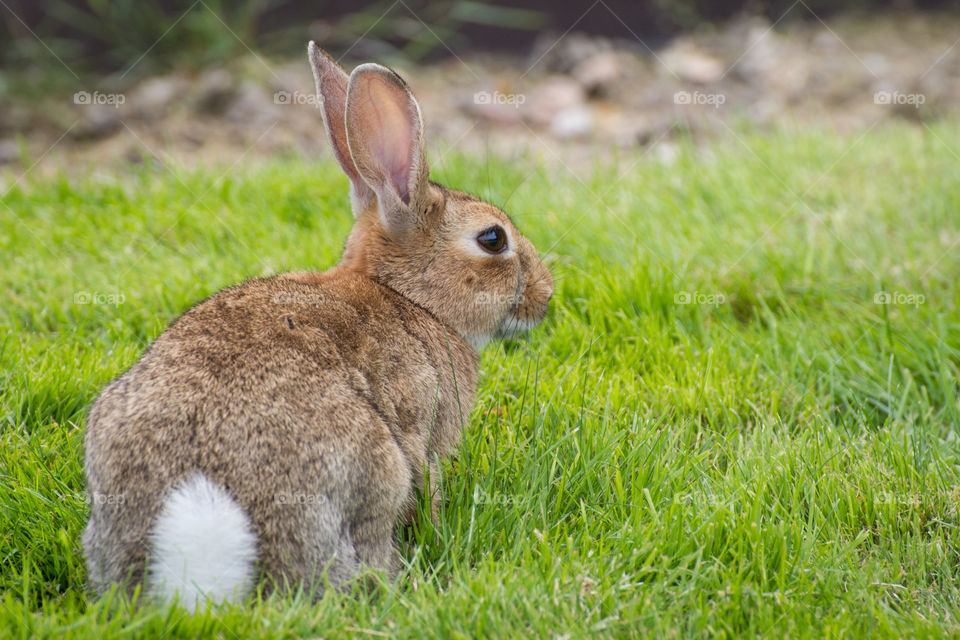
(345, 63, 430, 235)
(308, 42, 375, 215)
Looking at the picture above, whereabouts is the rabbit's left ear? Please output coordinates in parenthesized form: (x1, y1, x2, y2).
(345, 63, 430, 235)
(308, 41, 375, 215)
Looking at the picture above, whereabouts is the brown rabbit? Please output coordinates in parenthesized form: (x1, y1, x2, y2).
(82, 42, 553, 610)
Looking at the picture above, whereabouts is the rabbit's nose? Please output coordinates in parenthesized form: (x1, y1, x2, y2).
(541, 268, 555, 302)
(531, 273, 554, 304)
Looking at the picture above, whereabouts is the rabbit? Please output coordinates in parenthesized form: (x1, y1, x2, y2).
(82, 42, 553, 611)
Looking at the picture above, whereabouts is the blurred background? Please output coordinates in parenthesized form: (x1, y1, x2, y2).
(1, 0, 960, 170)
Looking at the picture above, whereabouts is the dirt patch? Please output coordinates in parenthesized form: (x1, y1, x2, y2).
(1, 11, 959, 178)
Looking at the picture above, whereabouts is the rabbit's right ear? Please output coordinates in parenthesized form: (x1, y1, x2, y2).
(308, 42, 375, 215)
(344, 63, 430, 236)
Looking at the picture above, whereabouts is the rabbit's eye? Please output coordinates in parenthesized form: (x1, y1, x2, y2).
(476, 226, 507, 254)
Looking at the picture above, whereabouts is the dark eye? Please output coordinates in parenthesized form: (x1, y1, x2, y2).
(476, 226, 507, 254)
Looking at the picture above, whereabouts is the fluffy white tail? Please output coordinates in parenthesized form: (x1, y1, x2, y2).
(148, 474, 258, 611)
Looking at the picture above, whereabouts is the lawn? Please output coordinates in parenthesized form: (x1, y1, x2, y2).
(1, 121, 959, 638)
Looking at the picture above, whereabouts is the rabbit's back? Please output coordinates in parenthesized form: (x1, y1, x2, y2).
(83, 272, 477, 595)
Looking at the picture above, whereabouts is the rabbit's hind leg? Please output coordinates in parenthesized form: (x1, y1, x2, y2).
(349, 434, 412, 580)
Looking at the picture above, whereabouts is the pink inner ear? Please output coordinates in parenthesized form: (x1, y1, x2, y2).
(361, 77, 414, 204)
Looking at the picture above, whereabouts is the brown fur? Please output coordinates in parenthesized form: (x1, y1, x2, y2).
(83, 43, 552, 599)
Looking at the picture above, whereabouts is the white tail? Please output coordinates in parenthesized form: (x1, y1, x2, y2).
(148, 474, 258, 611)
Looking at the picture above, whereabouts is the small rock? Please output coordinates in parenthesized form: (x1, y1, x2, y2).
(524, 76, 585, 128)
(749, 97, 784, 124)
(571, 51, 624, 95)
(734, 23, 809, 100)
(179, 124, 207, 148)
(529, 32, 610, 74)
(551, 105, 592, 139)
(129, 75, 189, 120)
(72, 105, 121, 140)
(734, 24, 779, 86)
(660, 39, 724, 84)
(592, 102, 665, 146)
(123, 145, 143, 165)
(0, 103, 34, 133)
(226, 84, 281, 126)
(862, 53, 890, 78)
(0, 139, 18, 164)
(811, 29, 843, 54)
(193, 68, 236, 115)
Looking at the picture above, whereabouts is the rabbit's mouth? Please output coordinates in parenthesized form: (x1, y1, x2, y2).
(495, 310, 540, 340)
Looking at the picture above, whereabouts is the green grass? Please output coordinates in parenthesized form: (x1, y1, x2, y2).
(2, 121, 960, 638)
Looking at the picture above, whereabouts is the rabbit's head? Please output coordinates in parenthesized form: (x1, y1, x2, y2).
(309, 43, 553, 349)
